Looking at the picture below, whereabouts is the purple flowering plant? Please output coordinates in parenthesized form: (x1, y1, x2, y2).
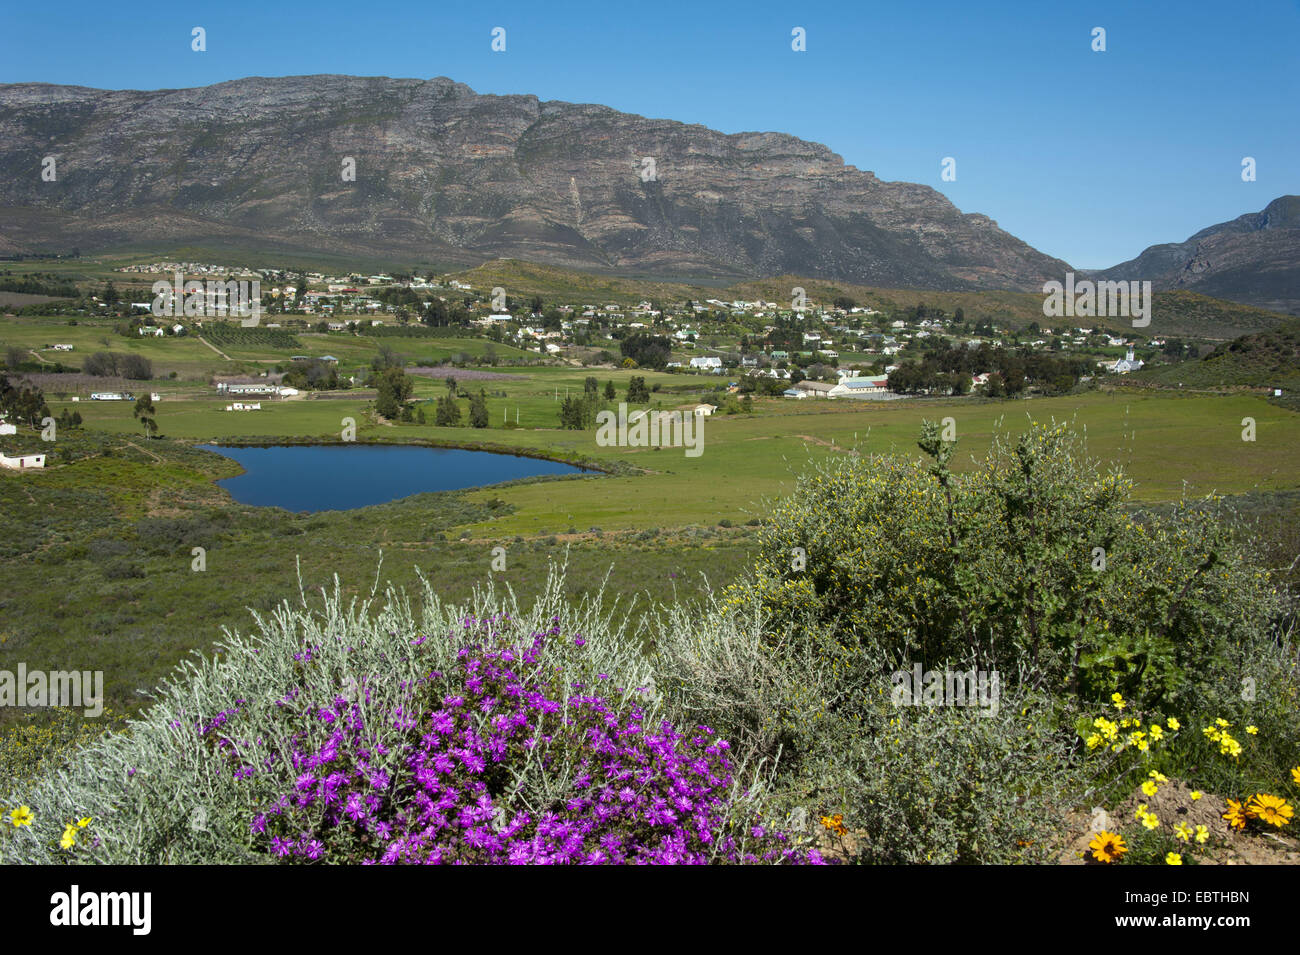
(201, 616, 823, 864)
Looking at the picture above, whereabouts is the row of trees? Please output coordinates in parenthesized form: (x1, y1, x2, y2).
(371, 367, 489, 427)
(888, 342, 1093, 397)
(558, 377, 650, 430)
(84, 351, 153, 380)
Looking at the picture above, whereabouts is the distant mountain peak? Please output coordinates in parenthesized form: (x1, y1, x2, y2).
(1099, 196, 1300, 315)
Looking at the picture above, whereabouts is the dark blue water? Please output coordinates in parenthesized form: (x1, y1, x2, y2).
(199, 444, 589, 512)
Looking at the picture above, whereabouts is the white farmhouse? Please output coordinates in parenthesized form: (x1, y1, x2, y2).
(0, 452, 45, 470)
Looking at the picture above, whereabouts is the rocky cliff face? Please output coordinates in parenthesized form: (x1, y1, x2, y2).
(1095, 197, 1300, 315)
(3, 74, 1072, 288)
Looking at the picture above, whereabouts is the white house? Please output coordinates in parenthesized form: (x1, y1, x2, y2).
(689, 356, 723, 372)
(0, 422, 16, 436)
(828, 376, 890, 398)
(0, 452, 45, 470)
(691, 403, 717, 417)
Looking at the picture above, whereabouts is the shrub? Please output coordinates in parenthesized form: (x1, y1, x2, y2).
(726, 420, 1280, 714)
(0, 570, 813, 865)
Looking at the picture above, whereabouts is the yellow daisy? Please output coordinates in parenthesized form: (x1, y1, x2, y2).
(1246, 794, 1293, 828)
(1088, 830, 1127, 864)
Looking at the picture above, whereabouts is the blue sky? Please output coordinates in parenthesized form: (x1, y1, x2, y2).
(3, 0, 1297, 268)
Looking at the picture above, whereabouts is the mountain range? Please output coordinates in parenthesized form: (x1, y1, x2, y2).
(0, 75, 1294, 314)
(1094, 196, 1300, 315)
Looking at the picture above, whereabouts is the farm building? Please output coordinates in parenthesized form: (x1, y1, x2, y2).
(0, 452, 45, 470)
(828, 376, 890, 398)
(791, 380, 834, 399)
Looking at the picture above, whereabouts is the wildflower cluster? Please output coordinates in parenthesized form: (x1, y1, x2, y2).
(1084, 695, 1180, 755)
(209, 625, 823, 864)
(1201, 719, 1244, 759)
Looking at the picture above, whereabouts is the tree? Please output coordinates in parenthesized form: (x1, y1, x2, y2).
(559, 394, 597, 430)
(374, 367, 413, 420)
(445, 375, 458, 399)
(423, 298, 449, 327)
(119, 354, 153, 380)
(626, 376, 650, 403)
(620, 333, 672, 370)
(584, 376, 598, 396)
(603, 380, 616, 401)
(435, 396, 462, 426)
(469, 389, 489, 428)
(0, 373, 49, 427)
(84, 352, 118, 377)
(371, 344, 402, 372)
(133, 394, 157, 439)
(6, 346, 25, 371)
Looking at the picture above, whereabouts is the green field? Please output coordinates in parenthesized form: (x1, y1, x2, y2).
(4, 310, 1300, 718)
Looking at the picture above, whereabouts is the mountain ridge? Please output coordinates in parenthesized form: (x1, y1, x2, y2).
(0, 74, 1067, 291)
(1094, 196, 1300, 315)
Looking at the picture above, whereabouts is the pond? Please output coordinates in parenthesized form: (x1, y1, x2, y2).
(198, 443, 590, 512)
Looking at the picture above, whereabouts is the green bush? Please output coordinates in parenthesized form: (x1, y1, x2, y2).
(728, 419, 1280, 713)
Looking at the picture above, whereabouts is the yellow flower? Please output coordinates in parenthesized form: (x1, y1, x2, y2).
(819, 813, 848, 837)
(1148, 770, 1168, 783)
(1292, 767, 1300, 788)
(1166, 717, 1181, 731)
(1174, 822, 1193, 842)
(1246, 794, 1293, 828)
(1194, 825, 1209, 845)
(1142, 812, 1160, 830)
(1111, 693, 1126, 710)
(9, 806, 34, 827)
(1141, 780, 1159, 797)
(1088, 830, 1127, 864)
(1149, 724, 1163, 741)
(60, 825, 77, 850)
(76, 817, 92, 829)
(1215, 718, 1230, 727)
(1165, 852, 1183, 865)
(1085, 733, 1103, 750)
(1223, 799, 1250, 831)
(1190, 790, 1202, 801)
(1245, 725, 1258, 735)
